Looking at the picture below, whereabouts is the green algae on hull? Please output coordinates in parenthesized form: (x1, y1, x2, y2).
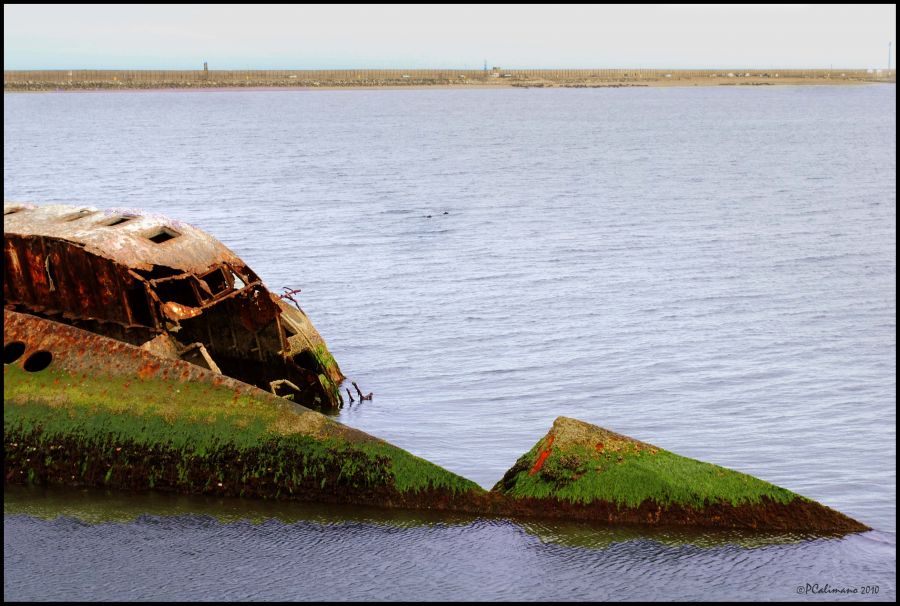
(1, 311, 871, 532)
(492, 417, 869, 532)
(495, 417, 797, 508)
(3, 364, 481, 505)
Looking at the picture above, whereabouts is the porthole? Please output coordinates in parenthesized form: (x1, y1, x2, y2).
(4, 341, 26, 364)
(23, 350, 53, 372)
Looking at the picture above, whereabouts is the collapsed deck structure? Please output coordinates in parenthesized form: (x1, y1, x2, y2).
(3, 203, 343, 409)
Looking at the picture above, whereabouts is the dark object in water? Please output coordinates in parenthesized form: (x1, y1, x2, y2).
(352, 381, 373, 401)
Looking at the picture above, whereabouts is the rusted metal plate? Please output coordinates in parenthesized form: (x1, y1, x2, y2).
(4, 234, 145, 327)
(3, 309, 290, 402)
(161, 301, 203, 321)
(4, 203, 243, 273)
(4, 202, 343, 410)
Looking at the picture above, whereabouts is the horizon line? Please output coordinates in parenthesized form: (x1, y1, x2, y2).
(5, 66, 895, 72)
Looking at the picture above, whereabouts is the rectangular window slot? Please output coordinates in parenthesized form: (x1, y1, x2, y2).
(126, 285, 154, 326)
(146, 227, 181, 244)
(63, 209, 97, 222)
(155, 278, 200, 307)
(200, 267, 229, 295)
(103, 215, 138, 227)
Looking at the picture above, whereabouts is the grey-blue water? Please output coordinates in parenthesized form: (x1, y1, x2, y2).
(3, 85, 896, 601)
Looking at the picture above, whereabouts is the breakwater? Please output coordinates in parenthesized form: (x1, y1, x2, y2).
(4, 68, 895, 91)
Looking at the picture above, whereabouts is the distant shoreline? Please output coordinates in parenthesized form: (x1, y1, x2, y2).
(5, 68, 895, 92)
(4, 79, 892, 93)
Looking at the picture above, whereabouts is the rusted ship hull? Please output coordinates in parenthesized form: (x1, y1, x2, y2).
(3, 203, 871, 534)
(4, 309, 485, 510)
(3, 310, 869, 533)
(4, 203, 343, 410)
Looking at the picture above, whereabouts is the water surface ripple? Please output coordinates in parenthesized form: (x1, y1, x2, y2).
(3, 85, 896, 601)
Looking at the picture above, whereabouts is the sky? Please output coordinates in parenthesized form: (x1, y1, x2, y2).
(3, 4, 897, 70)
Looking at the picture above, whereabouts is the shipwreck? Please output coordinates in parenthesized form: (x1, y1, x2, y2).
(3, 203, 870, 534)
(3, 203, 343, 410)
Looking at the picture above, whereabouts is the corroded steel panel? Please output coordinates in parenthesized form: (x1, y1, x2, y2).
(4, 202, 343, 409)
(4, 234, 145, 327)
(3, 309, 288, 402)
(4, 203, 243, 273)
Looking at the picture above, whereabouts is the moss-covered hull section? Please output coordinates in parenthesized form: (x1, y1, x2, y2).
(2, 313, 870, 533)
(492, 417, 869, 533)
(3, 363, 481, 511)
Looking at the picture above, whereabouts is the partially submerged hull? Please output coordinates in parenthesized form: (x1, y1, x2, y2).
(4, 203, 343, 410)
(3, 203, 870, 534)
(4, 310, 483, 510)
(492, 417, 869, 533)
(3, 310, 869, 533)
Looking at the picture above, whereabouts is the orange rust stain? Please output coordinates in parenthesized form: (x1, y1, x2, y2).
(137, 362, 158, 380)
(529, 434, 555, 476)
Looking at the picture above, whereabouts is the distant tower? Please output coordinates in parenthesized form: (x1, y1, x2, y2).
(484, 59, 487, 74)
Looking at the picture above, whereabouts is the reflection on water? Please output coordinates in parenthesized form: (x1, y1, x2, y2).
(4, 484, 475, 528)
(4, 486, 895, 601)
(4, 484, 831, 550)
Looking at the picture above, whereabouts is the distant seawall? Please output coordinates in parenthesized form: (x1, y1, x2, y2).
(5, 68, 896, 91)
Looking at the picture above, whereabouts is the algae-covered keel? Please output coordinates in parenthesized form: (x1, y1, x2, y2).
(492, 417, 869, 532)
(3, 203, 343, 410)
(3, 310, 482, 508)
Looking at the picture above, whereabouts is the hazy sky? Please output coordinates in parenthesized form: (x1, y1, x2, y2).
(4, 4, 896, 70)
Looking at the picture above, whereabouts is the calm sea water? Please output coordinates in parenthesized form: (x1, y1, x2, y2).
(3, 85, 896, 601)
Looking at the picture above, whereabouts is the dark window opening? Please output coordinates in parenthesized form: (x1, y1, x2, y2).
(200, 268, 229, 297)
(126, 286, 154, 326)
(103, 215, 138, 227)
(146, 226, 181, 244)
(4, 341, 27, 364)
(63, 209, 96, 222)
(292, 350, 319, 373)
(155, 278, 201, 307)
(23, 350, 53, 372)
